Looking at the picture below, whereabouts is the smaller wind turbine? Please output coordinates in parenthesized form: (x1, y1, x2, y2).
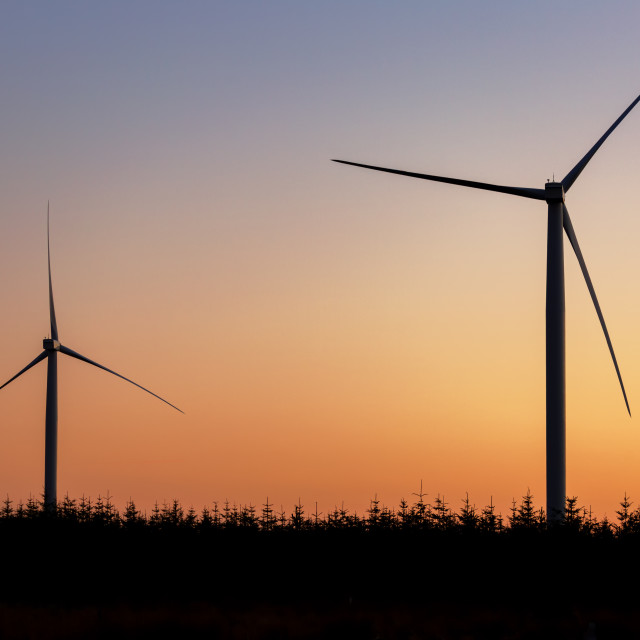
(0, 206, 183, 510)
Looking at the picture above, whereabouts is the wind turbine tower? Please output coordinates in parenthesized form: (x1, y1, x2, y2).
(334, 93, 639, 520)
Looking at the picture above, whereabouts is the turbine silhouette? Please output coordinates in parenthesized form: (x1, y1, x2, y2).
(0, 206, 183, 510)
(334, 93, 639, 520)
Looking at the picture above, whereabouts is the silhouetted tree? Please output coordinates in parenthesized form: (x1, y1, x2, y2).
(185, 505, 198, 528)
(8, 488, 640, 550)
(211, 502, 222, 527)
(93, 494, 106, 525)
(411, 480, 428, 527)
(149, 501, 161, 528)
(564, 496, 583, 532)
(26, 494, 40, 519)
(616, 492, 633, 535)
(398, 498, 410, 528)
(458, 493, 479, 532)
(366, 495, 382, 530)
(290, 499, 306, 531)
(14, 501, 25, 519)
(431, 495, 452, 530)
(595, 516, 615, 540)
(581, 506, 596, 536)
(200, 506, 213, 529)
(261, 498, 276, 530)
(510, 490, 538, 530)
(104, 493, 118, 526)
(2, 495, 13, 519)
(277, 505, 287, 529)
(123, 499, 142, 528)
(78, 495, 92, 524)
(222, 500, 240, 528)
(480, 497, 502, 534)
(240, 503, 258, 529)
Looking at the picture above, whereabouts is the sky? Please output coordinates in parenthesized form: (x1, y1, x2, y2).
(1, 1, 640, 520)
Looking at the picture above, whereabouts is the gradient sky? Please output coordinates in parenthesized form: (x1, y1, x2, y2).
(1, 1, 640, 520)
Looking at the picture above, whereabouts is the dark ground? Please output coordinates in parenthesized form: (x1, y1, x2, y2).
(1, 601, 639, 639)
(2, 522, 640, 638)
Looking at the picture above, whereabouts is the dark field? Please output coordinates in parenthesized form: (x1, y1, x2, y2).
(3, 601, 640, 639)
(2, 493, 640, 638)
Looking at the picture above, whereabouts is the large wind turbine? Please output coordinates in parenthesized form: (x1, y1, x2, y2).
(334, 93, 639, 520)
(0, 207, 183, 510)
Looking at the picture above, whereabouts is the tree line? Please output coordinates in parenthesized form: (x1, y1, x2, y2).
(2, 489, 639, 536)
(5, 488, 640, 611)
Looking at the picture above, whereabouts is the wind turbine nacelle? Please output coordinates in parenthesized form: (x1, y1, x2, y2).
(544, 182, 565, 203)
(43, 339, 61, 351)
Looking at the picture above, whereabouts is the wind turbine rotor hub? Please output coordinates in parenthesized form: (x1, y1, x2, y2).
(544, 182, 565, 203)
(43, 339, 61, 351)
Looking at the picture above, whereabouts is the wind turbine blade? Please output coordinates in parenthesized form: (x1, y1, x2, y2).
(332, 159, 547, 200)
(0, 351, 48, 391)
(47, 202, 58, 341)
(59, 344, 184, 413)
(562, 94, 640, 193)
(563, 204, 630, 415)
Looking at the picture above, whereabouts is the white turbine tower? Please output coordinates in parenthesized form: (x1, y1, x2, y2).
(334, 93, 639, 520)
(0, 206, 183, 510)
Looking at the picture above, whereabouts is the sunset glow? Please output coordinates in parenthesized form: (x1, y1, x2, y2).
(1, 2, 640, 521)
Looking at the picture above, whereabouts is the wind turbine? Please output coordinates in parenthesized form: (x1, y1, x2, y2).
(334, 93, 639, 520)
(0, 206, 183, 510)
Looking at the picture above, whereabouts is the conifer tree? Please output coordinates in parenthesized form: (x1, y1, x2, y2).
(93, 494, 106, 525)
(564, 496, 583, 531)
(511, 490, 537, 530)
(581, 506, 595, 536)
(411, 481, 428, 527)
(431, 495, 452, 530)
(229, 501, 240, 527)
(150, 501, 162, 527)
(458, 493, 479, 532)
(278, 505, 287, 529)
(367, 494, 381, 529)
(480, 497, 501, 534)
(200, 506, 212, 528)
(211, 502, 222, 527)
(123, 499, 142, 528)
(340, 501, 354, 528)
(2, 495, 13, 519)
(290, 499, 305, 530)
(596, 516, 614, 539)
(240, 503, 258, 529)
(222, 500, 232, 527)
(168, 499, 184, 527)
(616, 492, 633, 535)
(104, 493, 117, 526)
(185, 505, 198, 528)
(261, 497, 276, 530)
(508, 498, 518, 528)
(26, 494, 40, 519)
(60, 493, 77, 522)
(78, 495, 92, 524)
(379, 505, 395, 529)
(398, 498, 409, 528)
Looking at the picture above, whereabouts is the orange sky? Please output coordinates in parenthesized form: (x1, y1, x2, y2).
(1, 2, 640, 521)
